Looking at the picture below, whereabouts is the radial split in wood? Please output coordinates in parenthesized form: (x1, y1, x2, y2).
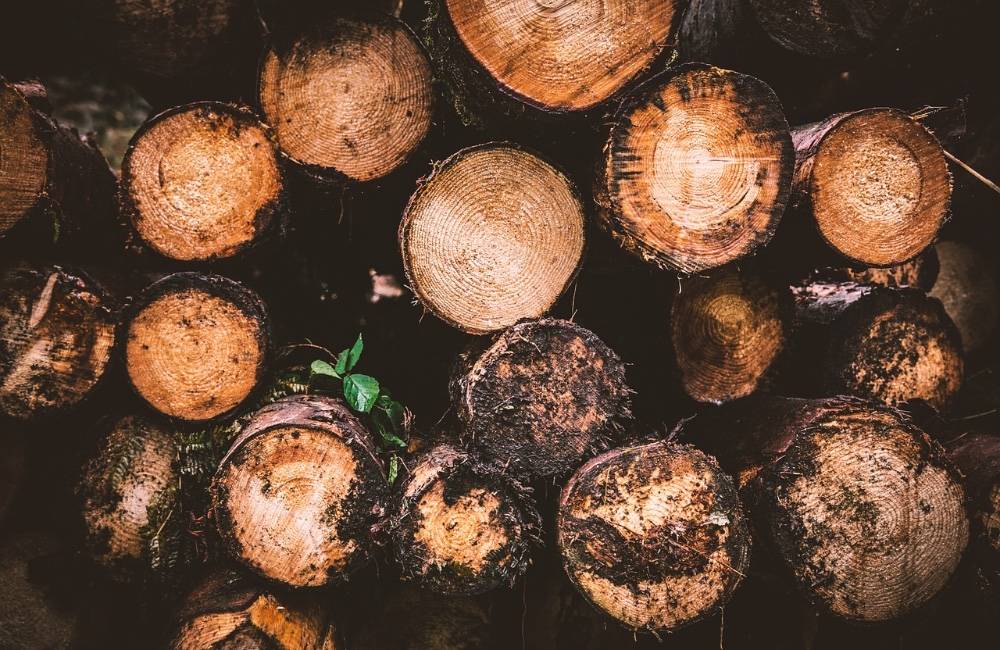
(598, 64, 794, 273)
(558, 440, 750, 633)
(451, 318, 631, 480)
(391, 444, 538, 595)
(0, 265, 116, 419)
(121, 102, 283, 261)
(929, 241, 999, 355)
(259, 14, 433, 182)
(125, 273, 270, 422)
(793, 108, 951, 267)
(400, 145, 585, 333)
(211, 395, 388, 587)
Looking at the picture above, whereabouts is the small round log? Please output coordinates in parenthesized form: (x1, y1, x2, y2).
(211, 395, 388, 587)
(450, 318, 631, 480)
(672, 266, 789, 403)
(929, 241, 999, 355)
(596, 64, 794, 273)
(259, 13, 433, 182)
(400, 145, 585, 334)
(557, 440, 750, 633)
(792, 108, 951, 267)
(79, 415, 178, 576)
(791, 281, 963, 409)
(391, 444, 539, 595)
(120, 102, 284, 261)
(948, 434, 1000, 568)
(0, 264, 117, 419)
(124, 272, 270, 423)
(171, 568, 340, 649)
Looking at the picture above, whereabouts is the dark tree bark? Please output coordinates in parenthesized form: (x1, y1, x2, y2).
(929, 240, 999, 355)
(948, 434, 1000, 570)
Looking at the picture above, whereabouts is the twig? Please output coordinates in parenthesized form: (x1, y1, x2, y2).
(943, 149, 1000, 196)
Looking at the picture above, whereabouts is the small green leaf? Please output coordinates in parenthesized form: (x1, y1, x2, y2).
(346, 334, 364, 372)
(343, 374, 380, 413)
(334, 349, 350, 375)
(387, 455, 399, 485)
(310, 359, 340, 379)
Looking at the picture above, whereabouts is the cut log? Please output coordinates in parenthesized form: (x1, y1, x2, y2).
(948, 434, 1000, 567)
(0, 78, 117, 245)
(929, 241, 999, 355)
(211, 395, 388, 587)
(596, 64, 794, 273)
(80, 415, 178, 576)
(791, 108, 951, 267)
(557, 440, 750, 633)
(822, 246, 940, 290)
(120, 102, 284, 261)
(790, 281, 963, 409)
(0, 264, 117, 419)
(124, 273, 270, 423)
(432, 0, 678, 114)
(400, 145, 585, 334)
(391, 444, 539, 595)
(672, 266, 789, 403)
(678, 0, 753, 64)
(450, 318, 631, 480)
(259, 13, 433, 182)
(684, 396, 969, 621)
(171, 568, 340, 649)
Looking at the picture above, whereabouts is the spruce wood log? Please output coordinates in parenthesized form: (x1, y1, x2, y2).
(929, 241, 999, 355)
(596, 64, 794, 273)
(429, 0, 678, 116)
(124, 273, 270, 423)
(823, 246, 940, 290)
(0, 428, 26, 523)
(120, 102, 285, 261)
(0, 533, 79, 649)
(391, 444, 539, 595)
(171, 568, 340, 649)
(79, 415, 177, 575)
(948, 434, 1000, 567)
(791, 281, 963, 409)
(0, 264, 117, 419)
(791, 108, 951, 267)
(259, 13, 433, 182)
(684, 396, 969, 621)
(0, 78, 116, 244)
(400, 145, 585, 333)
(557, 440, 750, 633)
(450, 318, 631, 480)
(211, 395, 388, 587)
(672, 266, 789, 403)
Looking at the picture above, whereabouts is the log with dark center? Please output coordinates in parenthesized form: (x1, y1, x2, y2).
(792, 108, 951, 267)
(684, 396, 969, 622)
(791, 281, 963, 409)
(672, 266, 788, 403)
(120, 102, 284, 261)
(557, 440, 750, 633)
(400, 145, 585, 333)
(170, 568, 340, 649)
(0, 78, 116, 245)
(80, 415, 177, 576)
(391, 444, 539, 595)
(259, 13, 433, 182)
(450, 318, 631, 480)
(0, 264, 117, 419)
(596, 64, 794, 273)
(211, 395, 388, 587)
(929, 241, 999, 355)
(124, 273, 270, 423)
(948, 434, 1000, 569)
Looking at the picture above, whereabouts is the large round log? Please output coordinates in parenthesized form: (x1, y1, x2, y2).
(450, 318, 631, 480)
(685, 396, 969, 622)
(596, 64, 794, 273)
(400, 145, 585, 334)
(791, 108, 951, 267)
(120, 102, 285, 261)
(391, 444, 539, 595)
(124, 272, 270, 423)
(0, 264, 117, 419)
(557, 440, 750, 633)
(211, 395, 388, 587)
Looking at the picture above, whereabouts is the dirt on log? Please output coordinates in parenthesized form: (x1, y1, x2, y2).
(820, 246, 940, 290)
(450, 318, 631, 480)
(211, 395, 388, 587)
(595, 64, 794, 274)
(557, 440, 750, 633)
(683, 396, 969, 622)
